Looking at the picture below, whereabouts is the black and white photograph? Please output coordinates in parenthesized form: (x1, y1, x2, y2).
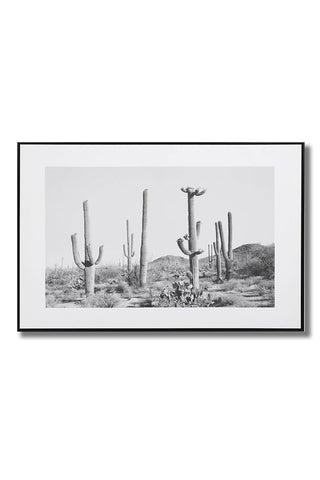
(45, 166, 275, 309)
(18, 143, 303, 330)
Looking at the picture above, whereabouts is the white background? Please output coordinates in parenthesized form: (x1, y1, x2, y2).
(0, 1, 318, 479)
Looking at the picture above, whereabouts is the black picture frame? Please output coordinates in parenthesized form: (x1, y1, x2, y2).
(17, 142, 305, 332)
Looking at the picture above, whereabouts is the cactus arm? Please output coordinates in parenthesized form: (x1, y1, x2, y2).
(213, 241, 218, 256)
(123, 244, 128, 258)
(194, 188, 206, 196)
(71, 234, 85, 270)
(131, 233, 135, 257)
(177, 238, 191, 256)
(95, 245, 104, 265)
(86, 244, 95, 265)
(193, 249, 204, 256)
(208, 244, 211, 259)
(196, 221, 201, 238)
(228, 211, 233, 260)
(218, 221, 227, 259)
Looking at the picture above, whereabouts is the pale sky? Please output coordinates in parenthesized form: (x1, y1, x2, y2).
(46, 167, 274, 267)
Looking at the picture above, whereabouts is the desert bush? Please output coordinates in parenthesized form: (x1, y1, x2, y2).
(239, 249, 274, 279)
(218, 279, 242, 292)
(209, 294, 249, 307)
(71, 276, 85, 290)
(257, 281, 275, 306)
(195, 293, 216, 307)
(84, 292, 119, 308)
(46, 294, 57, 307)
(95, 266, 122, 283)
(114, 281, 132, 298)
(125, 265, 140, 287)
(157, 280, 199, 307)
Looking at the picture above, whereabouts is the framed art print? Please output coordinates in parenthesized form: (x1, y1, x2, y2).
(18, 143, 304, 331)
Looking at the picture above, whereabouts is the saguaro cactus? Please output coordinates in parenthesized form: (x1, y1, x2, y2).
(71, 200, 104, 296)
(218, 212, 233, 280)
(213, 222, 223, 283)
(208, 243, 214, 267)
(139, 189, 148, 286)
(177, 187, 206, 292)
(123, 220, 135, 274)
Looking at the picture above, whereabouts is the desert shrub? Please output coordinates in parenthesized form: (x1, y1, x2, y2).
(195, 293, 216, 307)
(218, 279, 242, 292)
(212, 294, 249, 308)
(114, 281, 132, 298)
(239, 249, 274, 279)
(125, 265, 140, 287)
(156, 280, 199, 307)
(71, 276, 85, 290)
(154, 278, 219, 308)
(95, 266, 122, 283)
(46, 294, 57, 307)
(148, 268, 167, 282)
(246, 276, 263, 286)
(257, 249, 275, 279)
(257, 281, 275, 306)
(84, 292, 119, 308)
(153, 280, 248, 308)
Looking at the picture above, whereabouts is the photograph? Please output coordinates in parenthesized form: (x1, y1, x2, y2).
(45, 166, 275, 309)
(18, 143, 303, 330)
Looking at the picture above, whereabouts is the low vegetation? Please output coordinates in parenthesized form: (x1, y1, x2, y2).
(46, 244, 275, 308)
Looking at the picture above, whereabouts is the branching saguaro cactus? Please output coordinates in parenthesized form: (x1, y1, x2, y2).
(218, 212, 233, 281)
(71, 200, 104, 296)
(123, 219, 135, 274)
(139, 189, 148, 286)
(177, 187, 206, 293)
(213, 222, 223, 283)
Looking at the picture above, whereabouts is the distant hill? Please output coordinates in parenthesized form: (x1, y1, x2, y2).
(149, 244, 274, 270)
(200, 243, 274, 266)
(149, 255, 188, 268)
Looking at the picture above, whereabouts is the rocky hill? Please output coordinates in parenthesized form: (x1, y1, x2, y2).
(150, 244, 274, 270)
(150, 255, 188, 268)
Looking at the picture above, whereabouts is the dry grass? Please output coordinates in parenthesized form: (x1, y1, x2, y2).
(45, 265, 274, 308)
(84, 292, 120, 308)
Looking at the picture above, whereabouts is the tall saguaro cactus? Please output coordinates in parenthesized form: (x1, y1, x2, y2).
(177, 187, 206, 292)
(139, 189, 148, 286)
(71, 200, 104, 296)
(213, 222, 223, 283)
(218, 212, 233, 281)
(123, 220, 135, 274)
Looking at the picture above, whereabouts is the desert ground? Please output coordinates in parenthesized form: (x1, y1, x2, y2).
(46, 244, 274, 308)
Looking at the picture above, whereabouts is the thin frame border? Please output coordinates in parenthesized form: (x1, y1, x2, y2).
(17, 142, 305, 332)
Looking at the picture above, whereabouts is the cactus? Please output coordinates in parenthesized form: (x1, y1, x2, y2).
(208, 243, 214, 267)
(213, 222, 223, 283)
(177, 187, 206, 292)
(218, 212, 233, 280)
(139, 189, 148, 286)
(123, 219, 135, 274)
(71, 200, 104, 296)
